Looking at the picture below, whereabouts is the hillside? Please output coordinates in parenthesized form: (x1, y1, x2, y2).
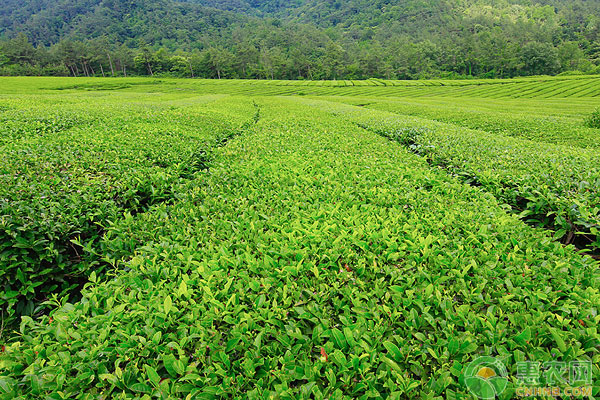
(0, 0, 599, 79)
(0, 0, 248, 46)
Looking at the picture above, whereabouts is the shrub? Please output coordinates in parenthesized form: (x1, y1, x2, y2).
(585, 108, 600, 129)
(304, 98, 600, 252)
(0, 95, 257, 327)
(1, 96, 599, 399)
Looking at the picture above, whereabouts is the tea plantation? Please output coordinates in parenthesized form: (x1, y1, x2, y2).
(0, 77, 599, 399)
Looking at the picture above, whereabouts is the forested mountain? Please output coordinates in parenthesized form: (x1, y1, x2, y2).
(0, 0, 248, 46)
(1, 0, 599, 79)
(191, 0, 302, 15)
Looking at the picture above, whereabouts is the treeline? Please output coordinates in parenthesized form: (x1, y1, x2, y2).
(2, 32, 599, 80)
(1, 0, 600, 79)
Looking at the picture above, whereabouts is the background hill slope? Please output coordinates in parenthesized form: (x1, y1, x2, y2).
(0, 0, 599, 79)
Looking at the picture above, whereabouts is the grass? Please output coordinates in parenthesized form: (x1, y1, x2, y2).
(0, 77, 599, 399)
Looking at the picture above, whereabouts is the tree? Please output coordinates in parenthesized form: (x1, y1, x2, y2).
(1, 0, 600, 79)
(72, 41, 93, 76)
(259, 46, 286, 80)
(234, 42, 259, 78)
(169, 55, 191, 77)
(134, 47, 157, 75)
(558, 41, 592, 72)
(154, 48, 171, 74)
(0, 52, 9, 67)
(115, 45, 134, 76)
(88, 37, 115, 77)
(323, 42, 345, 79)
(53, 40, 79, 76)
(519, 42, 561, 75)
(206, 47, 233, 79)
(2, 33, 37, 65)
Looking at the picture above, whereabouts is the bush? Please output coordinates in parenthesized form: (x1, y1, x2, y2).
(0, 95, 257, 327)
(2, 96, 599, 399)
(305, 98, 600, 252)
(585, 108, 600, 129)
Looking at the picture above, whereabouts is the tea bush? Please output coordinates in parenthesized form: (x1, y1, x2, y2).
(585, 108, 600, 129)
(332, 97, 600, 148)
(1, 98, 598, 399)
(4, 74, 598, 98)
(303, 98, 600, 253)
(0, 94, 258, 326)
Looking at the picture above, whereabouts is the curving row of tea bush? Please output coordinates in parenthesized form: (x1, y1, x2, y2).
(1, 98, 598, 399)
(299, 98, 600, 253)
(586, 108, 600, 129)
(0, 94, 258, 326)
(4, 75, 598, 99)
(327, 97, 600, 149)
(195, 75, 600, 98)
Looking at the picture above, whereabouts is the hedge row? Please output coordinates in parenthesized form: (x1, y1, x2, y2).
(329, 97, 600, 149)
(1, 98, 598, 398)
(0, 93, 257, 325)
(301, 98, 600, 253)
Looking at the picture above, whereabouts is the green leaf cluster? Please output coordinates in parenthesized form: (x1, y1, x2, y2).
(0, 93, 257, 325)
(304, 98, 600, 253)
(1, 95, 598, 399)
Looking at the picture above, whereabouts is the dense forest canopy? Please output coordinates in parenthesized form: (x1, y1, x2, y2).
(0, 0, 599, 79)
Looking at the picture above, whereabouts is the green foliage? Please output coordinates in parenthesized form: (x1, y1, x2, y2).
(519, 42, 561, 76)
(358, 124, 427, 147)
(1, 0, 600, 79)
(337, 96, 600, 149)
(303, 98, 600, 252)
(0, 93, 258, 326)
(0, 79, 599, 398)
(585, 108, 600, 129)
